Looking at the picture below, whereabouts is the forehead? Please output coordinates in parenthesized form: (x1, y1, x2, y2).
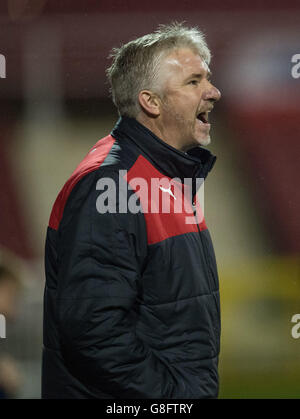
(161, 48, 209, 79)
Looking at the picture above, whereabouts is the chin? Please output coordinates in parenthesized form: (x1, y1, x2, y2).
(183, 135, 211, 152)
(197, 135, 211, 147)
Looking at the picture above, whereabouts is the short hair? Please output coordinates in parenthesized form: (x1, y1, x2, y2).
(106, 22, 211, 118)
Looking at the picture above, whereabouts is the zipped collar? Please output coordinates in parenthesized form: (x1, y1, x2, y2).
(111, 116, 216, 185)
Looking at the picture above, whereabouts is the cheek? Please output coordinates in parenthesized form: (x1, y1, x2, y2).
(162, 95, 197, 127)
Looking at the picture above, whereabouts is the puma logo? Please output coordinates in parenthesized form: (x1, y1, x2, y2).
(159, 186, 176, 200)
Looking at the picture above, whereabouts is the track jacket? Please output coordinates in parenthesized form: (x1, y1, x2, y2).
(42, 116, 221, 399)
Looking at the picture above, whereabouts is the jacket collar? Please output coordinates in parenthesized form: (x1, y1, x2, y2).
(111, 116, 216, 183)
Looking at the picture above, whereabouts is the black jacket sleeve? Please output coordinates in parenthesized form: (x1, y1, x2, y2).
(56, 168, 180, 398)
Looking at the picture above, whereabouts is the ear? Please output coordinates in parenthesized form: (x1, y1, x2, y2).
(138, 90, 161, 117)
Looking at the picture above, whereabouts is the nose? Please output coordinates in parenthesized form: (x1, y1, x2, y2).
(203, 83, 221, 103)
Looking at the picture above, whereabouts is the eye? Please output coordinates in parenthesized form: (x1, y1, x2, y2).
(189, 80, 198, 86)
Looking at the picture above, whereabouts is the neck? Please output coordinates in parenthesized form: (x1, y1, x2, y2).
(136, 113, 184, 151)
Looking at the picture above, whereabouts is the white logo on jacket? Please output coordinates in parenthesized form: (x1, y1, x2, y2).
(159, 186, 177, 200)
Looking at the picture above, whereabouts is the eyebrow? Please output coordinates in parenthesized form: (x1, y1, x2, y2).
(188, 70, 212, 80)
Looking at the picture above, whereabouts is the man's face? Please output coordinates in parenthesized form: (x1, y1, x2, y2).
(157, 48, 221, 151)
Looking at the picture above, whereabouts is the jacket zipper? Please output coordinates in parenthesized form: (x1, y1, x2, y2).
(192, 197, 220, 353)
(192, 197, 214, 294)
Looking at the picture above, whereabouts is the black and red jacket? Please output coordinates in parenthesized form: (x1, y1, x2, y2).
(42, 116, 221, 399)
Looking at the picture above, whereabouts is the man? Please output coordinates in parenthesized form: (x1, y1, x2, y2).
(42, 22, 221, 399)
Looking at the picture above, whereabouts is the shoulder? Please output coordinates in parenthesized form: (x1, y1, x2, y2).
(48, 135, 125, 231)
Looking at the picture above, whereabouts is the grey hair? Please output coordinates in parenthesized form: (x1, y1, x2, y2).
(106, 22, 211, 118)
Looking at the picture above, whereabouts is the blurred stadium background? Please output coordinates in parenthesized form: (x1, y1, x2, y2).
(0, 0, 299, 398)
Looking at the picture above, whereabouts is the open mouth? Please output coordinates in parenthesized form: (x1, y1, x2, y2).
(197, 111, 209, 124)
